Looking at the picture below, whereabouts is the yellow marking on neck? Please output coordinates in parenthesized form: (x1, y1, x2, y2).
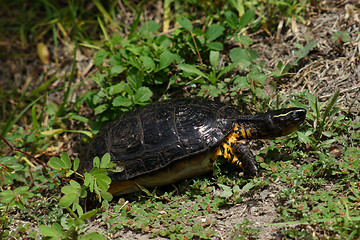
(272, 109, 303, 119)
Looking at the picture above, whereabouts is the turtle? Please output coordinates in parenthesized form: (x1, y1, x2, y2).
(82, 98, 306, 196)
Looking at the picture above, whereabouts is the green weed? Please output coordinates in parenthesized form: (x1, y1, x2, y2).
(232, 218, 261, 240)
(38, 153, 114, 239)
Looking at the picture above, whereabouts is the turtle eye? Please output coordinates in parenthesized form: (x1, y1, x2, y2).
(290, 111, 298, 119)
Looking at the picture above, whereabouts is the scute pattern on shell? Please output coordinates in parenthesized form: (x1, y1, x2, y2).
(85, 99, 240, 182)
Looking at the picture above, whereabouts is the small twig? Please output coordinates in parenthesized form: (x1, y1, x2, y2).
(0, 135, 51, 169)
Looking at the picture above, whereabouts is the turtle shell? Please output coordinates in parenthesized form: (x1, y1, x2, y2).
(85, 98, 241, 182)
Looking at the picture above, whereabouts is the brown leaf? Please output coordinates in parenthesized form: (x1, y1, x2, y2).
(329, 144, 342, 158)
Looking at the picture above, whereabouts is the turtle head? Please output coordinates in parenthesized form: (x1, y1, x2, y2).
(259, 107, 306, 138)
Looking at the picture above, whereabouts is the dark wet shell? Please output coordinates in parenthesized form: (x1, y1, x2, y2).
(85, 98, 240, 182)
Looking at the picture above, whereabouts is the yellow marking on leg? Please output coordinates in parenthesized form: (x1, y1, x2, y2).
(210, 123, 246, 168)
(246, 128, 253, 138)
(240, 128, 247, 139)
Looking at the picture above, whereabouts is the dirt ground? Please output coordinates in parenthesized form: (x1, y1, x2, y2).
(1, 0, 360, 239)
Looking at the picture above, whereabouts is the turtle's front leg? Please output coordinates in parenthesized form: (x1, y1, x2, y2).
(231, 141, 259, 177)
(210, 139, 258, 177)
